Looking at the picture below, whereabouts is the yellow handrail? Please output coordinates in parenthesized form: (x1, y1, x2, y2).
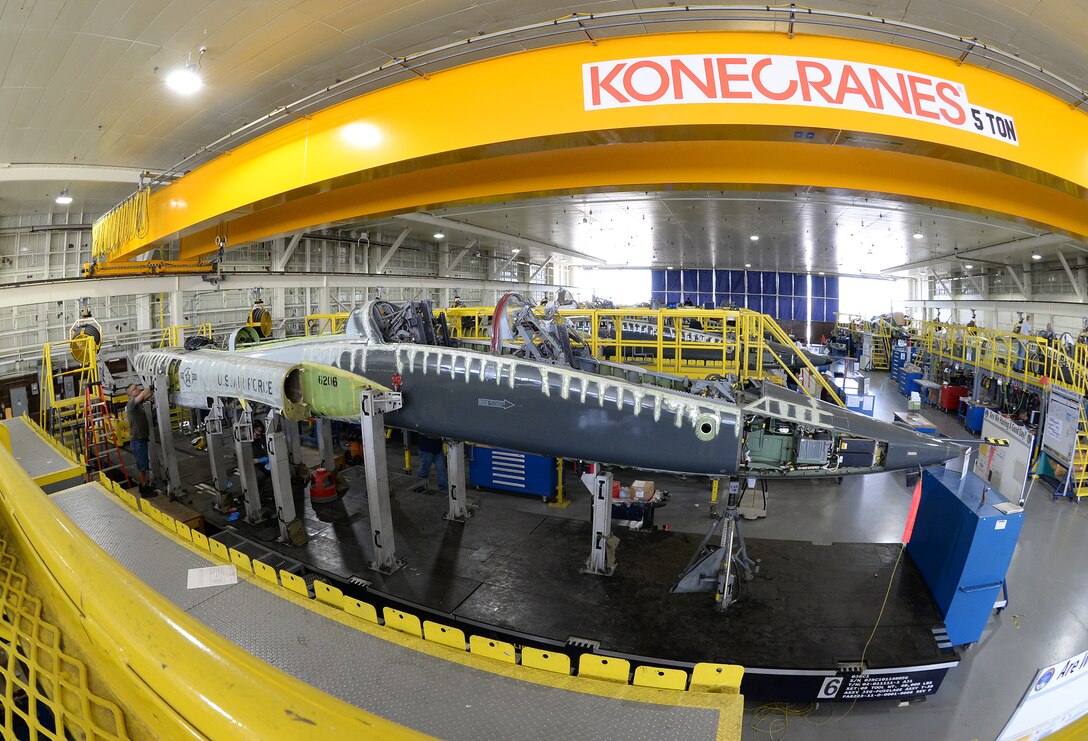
(441, 305, 842, 404)
(0, 444, 421, 740)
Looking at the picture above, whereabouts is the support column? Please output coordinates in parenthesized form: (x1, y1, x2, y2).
(316, 418, 336, 471)
(283, 416, 301, 463)
(439, 243, 451, 309)
(205, 398, 231, 510)
(135, 294, 152, 332)
(360, 389, 404, 574)
(150, 374, 182, 499)
(266, 413, 296, 542)
(444, 441, 472, 522)
(232, 410, 262, 522)
(581, 470, 615, 576)
(169, 289, 185, 345)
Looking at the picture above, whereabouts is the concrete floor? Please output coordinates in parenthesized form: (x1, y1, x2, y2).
(402, 372, 1088, 740)
(157, 371, 1087, 740)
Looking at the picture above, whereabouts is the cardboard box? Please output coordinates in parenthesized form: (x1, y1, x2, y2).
(631, 480, 655, 499)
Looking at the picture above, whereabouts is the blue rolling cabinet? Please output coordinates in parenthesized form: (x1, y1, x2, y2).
(898, 368, 923, 397)
(907, 468, 1024, 646)
(468, 445, 557, 500)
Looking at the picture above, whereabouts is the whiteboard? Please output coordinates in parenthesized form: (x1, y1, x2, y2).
(998, 648, 1088, 741)
(974, 410, 1035, 503)
(1041, 386, 1082, 466)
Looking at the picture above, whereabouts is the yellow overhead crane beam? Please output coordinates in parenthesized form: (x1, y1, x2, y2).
(90, 30, 1088, 270)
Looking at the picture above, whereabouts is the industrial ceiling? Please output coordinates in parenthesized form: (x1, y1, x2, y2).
(2, 0, 1086, 278)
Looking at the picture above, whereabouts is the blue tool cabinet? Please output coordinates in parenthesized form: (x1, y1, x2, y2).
(468, 445, 557, 500)
(907, 468, 1023, 646)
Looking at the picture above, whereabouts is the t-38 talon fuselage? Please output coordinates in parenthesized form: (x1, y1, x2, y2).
(134, 302, 963, 478)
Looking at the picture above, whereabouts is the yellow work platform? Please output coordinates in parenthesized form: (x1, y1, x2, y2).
(0, 416, 84, 492)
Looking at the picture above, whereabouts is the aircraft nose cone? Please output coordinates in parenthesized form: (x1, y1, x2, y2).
(885, 434, 963, 470)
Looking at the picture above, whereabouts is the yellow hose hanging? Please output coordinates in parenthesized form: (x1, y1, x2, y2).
(91, 187, 150, 262)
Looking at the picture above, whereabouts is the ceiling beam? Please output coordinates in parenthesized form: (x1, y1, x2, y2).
(1056, 251, 1084, 301)
(882, 233, 1072, 274)
(376, 228, 410, 273)
(0, 163, 144, 184)
(1004, 265, 1026, 295)
(446, 239, 476, 272)
(529, 257, 554, 282)
(0, 272, 566, 311)
(394, 213, 605, 264)
(272, 231, 305, 271)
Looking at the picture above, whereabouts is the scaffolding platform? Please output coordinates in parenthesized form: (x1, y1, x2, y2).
(1, 416, 84, 493)
(51, 483, 742, 740)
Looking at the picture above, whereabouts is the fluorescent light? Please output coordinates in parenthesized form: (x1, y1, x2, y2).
(433, 232, 445, 239)
(166, 64, 202, 94)
(55, 189, 73, 205)
(342, 122, 382, 147)
(912, 232, 923, 239)
(749, 235, 759, 241)
(1031, 253, 1042, 260)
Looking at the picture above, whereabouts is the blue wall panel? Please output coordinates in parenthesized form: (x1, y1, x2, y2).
(760, 271, 777, 295)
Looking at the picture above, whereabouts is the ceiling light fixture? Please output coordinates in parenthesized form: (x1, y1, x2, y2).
(512, 248, 520, 254)
(744, 262, 752, 268)
(964, 264, 974, 269)
(54, 188, 73, 205)
(433, 232, 444, 239)
(166, 46, 206, 95)
(1031, 253, 1042, 260)
(749, 235, 759, 242)
(912, 232, 924, 239)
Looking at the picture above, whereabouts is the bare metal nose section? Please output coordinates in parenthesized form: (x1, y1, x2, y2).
(884, 431, 964, 470)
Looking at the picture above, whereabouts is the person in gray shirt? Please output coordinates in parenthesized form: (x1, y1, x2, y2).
(126, 384, 153, 495)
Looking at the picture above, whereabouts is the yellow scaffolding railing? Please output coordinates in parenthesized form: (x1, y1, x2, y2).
(305, 312, 350, 336)
(440, 305, 844, 406)
(912, 321, 1088, 396)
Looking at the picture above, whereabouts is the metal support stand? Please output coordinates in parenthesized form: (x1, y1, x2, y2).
(316, 418, 336, 472)
(205, 398, 231, 511)
(150, 374, 182, 500)
(361, 389, 405, 574)
(283, 416, 301, 463)
(232, 410, 263, 523)
(548, 458, 571, 508)
(444, 440, 473, 522)
(581, 470, 615, 576)
(402, 429, 413, 472)
(265, 412, 296, 543)
(672, 477, 759, 612)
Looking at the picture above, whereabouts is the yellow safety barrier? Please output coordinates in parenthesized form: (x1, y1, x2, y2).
(578, 654, 631, 683)
(424, 621, 467, 650)
(469, 636, 517, 664)
(0, 445, 418, 739)
(521, 647, 571, 675)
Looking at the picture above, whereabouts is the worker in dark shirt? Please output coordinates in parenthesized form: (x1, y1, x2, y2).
(251, 420, 270, 495)
(125, 383, 153, 495)
(415, 434, 447, 492)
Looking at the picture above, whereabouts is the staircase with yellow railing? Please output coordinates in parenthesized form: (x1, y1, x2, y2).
(441, 304, 844, 407)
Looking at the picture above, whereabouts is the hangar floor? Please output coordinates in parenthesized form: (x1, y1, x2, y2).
(160, 371, 1088, 740)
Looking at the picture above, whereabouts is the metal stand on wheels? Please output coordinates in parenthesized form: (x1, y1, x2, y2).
(444, 441, 474, 523)
(149, 373, 182, 500)
(672, 476, 760, 612)
(265, 411, 296, 543)
(204, 398, 231, 511)
(360, 389, 405, 574)
(581, 470, 616, 576)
